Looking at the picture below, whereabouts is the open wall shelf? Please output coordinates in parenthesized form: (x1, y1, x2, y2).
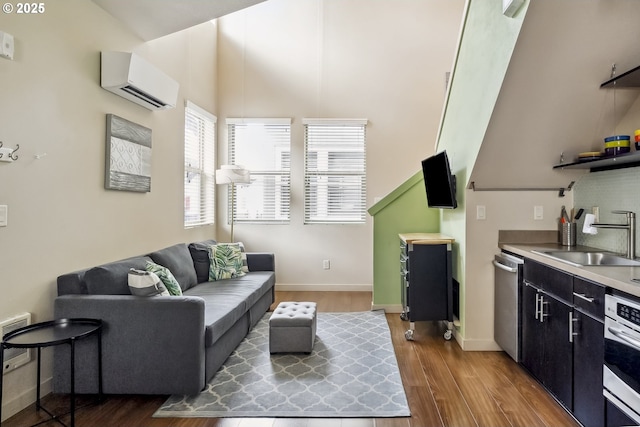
(553, 151, 640, 172)
(601, 64, 640, 88)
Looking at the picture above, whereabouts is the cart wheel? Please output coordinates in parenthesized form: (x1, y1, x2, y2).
(400, 312, 408, 321)
(444, 330, 452, 341)
(405, 329, 414, 341)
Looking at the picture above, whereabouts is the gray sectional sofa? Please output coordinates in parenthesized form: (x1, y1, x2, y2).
(53, 240, 275, 395)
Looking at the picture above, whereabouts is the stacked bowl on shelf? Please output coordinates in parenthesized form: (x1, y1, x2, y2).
(604, 135, 631, 156)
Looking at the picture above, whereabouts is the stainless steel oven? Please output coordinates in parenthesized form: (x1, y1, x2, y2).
(604, 293, 640, 425)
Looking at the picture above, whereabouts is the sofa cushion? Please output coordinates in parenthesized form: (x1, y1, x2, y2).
(146, 261, 183, 296)
(84, 256, 153, 295)
(150, 244, 198, 291)
(188, 240, 217, 283)
(185, 271, 275, 347)
(208, 244, 247, 281)
(128, 269, 170, 296)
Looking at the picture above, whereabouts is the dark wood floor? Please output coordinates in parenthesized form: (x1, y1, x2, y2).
(3, 291, 579, 427)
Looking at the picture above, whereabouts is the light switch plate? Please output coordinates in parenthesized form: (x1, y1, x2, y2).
(476, 205, 486, 220)
(0, 205, 7, 226)
(534, 205, 544, 220)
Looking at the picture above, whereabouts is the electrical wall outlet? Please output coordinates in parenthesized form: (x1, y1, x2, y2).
(322, 259, 330, 270)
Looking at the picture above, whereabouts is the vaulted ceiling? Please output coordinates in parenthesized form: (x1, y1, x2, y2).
(91, 0, 267, 40)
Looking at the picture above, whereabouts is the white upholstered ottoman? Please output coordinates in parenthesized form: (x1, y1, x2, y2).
(269, 302, 317, 354)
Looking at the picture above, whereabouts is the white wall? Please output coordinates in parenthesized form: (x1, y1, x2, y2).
(0, 2, 217, 418)
(464, 190, 571, 349)
(216, 0, 465, 287)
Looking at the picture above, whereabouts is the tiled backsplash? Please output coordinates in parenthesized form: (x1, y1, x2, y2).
(574, 167, 640, 256)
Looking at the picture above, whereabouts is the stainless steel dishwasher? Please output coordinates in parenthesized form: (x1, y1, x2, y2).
(493, 251, 523, 362)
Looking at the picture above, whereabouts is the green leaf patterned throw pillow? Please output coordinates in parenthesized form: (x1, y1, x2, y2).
(145, 261, 183, 296)
(208, 243, 247, 281)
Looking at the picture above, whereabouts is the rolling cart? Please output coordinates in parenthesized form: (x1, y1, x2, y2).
(399, 233, 455, 341)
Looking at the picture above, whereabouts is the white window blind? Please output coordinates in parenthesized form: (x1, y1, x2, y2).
(227, 118, 291, 223)
(184, 101, 216, 227)
(304, 119, 367, 224)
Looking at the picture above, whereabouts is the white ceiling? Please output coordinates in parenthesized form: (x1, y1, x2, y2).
(91, 0, 268, 41)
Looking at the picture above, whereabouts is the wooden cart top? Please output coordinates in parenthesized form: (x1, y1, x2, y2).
(399, 233, 455, 245)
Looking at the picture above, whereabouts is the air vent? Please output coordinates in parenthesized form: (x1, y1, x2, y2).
(2, 312, 31, 374)
(121, 85, 168, 109)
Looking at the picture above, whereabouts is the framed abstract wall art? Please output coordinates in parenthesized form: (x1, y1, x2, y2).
(105, 114, 152, 192)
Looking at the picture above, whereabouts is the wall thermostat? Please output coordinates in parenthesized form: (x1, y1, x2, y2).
(0, 31, 15, 60)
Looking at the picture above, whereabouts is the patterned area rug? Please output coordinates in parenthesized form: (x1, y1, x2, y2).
(154, 310, 410, 418)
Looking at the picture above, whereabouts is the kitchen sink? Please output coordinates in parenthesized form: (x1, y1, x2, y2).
(531, 250, 640, 267)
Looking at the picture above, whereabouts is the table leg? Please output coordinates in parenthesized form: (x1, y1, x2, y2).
(36, 347, 41, 411)
(97, 329, 103, 402)
(0, 344, 4, 425)
(70, 339, 75, 427)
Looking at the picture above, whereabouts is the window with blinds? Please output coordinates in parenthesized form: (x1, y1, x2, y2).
(304, 119, 367, 224)
(184, 101, 216, 228)
(227, 118, 291, 223)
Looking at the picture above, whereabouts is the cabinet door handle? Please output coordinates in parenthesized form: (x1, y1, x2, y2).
(573, 292, 595, 303)
(535, 293, 540, 320)
(569, 311, 579, 343)
(539, 295, 549, 323)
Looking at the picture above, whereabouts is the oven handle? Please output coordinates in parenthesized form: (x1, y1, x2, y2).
(608, 327, 640, 351)
(493, 260, 518, 273)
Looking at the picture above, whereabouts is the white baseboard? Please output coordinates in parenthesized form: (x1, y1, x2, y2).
(371, 303, 403, 313)
(1, 376, 51, 422)
(275, 284, 372, 292)
(457, 337, 503, 351)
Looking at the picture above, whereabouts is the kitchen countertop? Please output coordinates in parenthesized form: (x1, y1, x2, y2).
(500, 242, 640, 298)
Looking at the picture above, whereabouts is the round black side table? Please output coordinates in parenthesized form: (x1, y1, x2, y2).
(0, 318, 103, 427)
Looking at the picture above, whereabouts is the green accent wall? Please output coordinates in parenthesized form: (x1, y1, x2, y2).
(368, 171, 440, 306)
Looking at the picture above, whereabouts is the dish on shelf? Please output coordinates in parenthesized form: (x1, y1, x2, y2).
(577, 151, 603, 162)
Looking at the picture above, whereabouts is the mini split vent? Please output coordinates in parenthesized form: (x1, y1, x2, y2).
(2, 312, 31, 374)
(100, 51, 179, 111)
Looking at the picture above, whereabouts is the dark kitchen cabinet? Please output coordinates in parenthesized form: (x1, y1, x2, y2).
(543, 294, 573, 409)
(521, 260, 605, 427)
(521, 283, 544, 380)
(573, 309, 605, 427)
(520, 271, 572, 409)
(572, 277, 606, 427)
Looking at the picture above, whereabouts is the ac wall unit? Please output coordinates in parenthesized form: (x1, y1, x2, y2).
(100, 51, 179, 110)
(1, 312, 31, 374)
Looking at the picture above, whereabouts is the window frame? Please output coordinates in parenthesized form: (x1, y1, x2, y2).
(184, 101, 216, 228)
(226, 118, 292, 224)
(303, 118, 368, 225)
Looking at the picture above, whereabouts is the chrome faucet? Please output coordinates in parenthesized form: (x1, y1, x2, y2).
(592, 210, 636, 259)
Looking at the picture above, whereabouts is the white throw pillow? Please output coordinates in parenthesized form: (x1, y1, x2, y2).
(128, 268, 170, 296)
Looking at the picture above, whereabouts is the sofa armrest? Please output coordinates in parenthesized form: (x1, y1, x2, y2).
(54, 294, 205, 395)
(246, 252, 275, 272)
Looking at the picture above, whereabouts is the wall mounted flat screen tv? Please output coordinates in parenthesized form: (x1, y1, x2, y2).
(421, 150, 457, 209)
